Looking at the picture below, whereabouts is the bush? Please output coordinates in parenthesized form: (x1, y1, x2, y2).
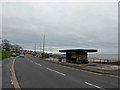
(2, 51, 12, 60)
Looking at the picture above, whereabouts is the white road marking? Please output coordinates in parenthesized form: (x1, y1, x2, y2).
(34, 62, 42, 66)
(35, 62, 37, 64)
(26, 57, 42, 67)
(11, 80, 14, 85)
(46, 68, 66, 76)
(85, 82, 106, 90)
(33, 62, 42, 66)
(38, 64, 42, 66)
(11, 57, 21, 88)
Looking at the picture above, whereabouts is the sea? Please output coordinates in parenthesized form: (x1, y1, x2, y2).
(88, 54, 118, 61)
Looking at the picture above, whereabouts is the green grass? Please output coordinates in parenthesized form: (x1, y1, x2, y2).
(0, 49, 2, 60)
(0, 49, 12, 60)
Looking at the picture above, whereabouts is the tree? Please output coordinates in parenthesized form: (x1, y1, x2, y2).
(2, 39, 23, 52)
(2, 39, 11, 51)
(11, 44, 23, 52)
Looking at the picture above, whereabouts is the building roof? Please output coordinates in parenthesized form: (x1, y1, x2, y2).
(59, 49, 98, 52)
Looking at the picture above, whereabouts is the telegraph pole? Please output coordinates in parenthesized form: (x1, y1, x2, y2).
(40, 43, 41, 53)
(35, 43, 36, 52)
(42, 34, 45, 58)
(39, 43, 41, 58)
(33, 43, 36, 56)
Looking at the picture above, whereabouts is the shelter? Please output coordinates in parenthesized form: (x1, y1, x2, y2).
(59, 49, 98, 64)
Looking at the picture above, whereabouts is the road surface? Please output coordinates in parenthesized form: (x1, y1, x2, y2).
(2, 57, 14, 88)
(3, 55, 119, 89)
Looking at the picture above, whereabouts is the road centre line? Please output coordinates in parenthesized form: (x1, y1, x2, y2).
(85, 82, 106, 90)
(26, 57, 42, 66)
(26, 56, 102, 76)
(34, 62, 42, 66)
(34, 62, 37, 64)
(46, 67, 66, 76)
(38, 64, 42, 66)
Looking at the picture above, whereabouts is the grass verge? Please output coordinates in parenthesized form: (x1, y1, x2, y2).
(0, 50, 12, 60)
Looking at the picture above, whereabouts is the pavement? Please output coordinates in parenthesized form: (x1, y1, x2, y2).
(44, 58, 119, 76)
(13, 55, 118, 89)
(82, 63, 119, 76)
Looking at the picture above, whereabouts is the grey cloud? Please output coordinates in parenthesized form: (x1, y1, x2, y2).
(2, 2, 118, 54)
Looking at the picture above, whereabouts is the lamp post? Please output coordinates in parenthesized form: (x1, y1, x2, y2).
(42, 35, 45, 58)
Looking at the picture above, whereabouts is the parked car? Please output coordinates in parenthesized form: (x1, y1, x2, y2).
(12, 53, 16, 57)
(19, 54, 25, 58)
(16, 53, 20, 56)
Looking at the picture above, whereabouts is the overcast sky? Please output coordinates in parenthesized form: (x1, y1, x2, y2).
(1, 0, 118, 54)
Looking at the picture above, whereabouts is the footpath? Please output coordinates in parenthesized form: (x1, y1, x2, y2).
(44, 59, 119, 77)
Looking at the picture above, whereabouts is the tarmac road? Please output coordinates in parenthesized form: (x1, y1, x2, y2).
(2, 57, 14, 88)
(14, 55, 119, 89)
